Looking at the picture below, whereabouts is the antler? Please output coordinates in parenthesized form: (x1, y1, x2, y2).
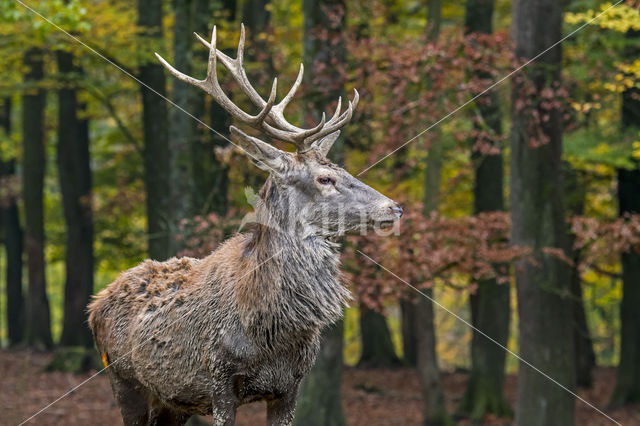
(155, 24, 359, 152)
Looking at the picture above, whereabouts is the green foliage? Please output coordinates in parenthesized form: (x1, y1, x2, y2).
(561, 2, 640, 176)
(564, 128, 638, 169)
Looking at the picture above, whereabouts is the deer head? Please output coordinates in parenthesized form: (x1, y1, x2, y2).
(156, 25, 402, 237)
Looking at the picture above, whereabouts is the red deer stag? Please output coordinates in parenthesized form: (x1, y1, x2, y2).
(88, 24, 402, 426)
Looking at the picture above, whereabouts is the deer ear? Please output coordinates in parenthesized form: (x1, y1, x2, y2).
(311, 131, 340, 157)
(230, 126, 288, 173)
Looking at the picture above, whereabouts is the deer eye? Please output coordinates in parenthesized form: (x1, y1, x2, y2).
(317, 176, 336, 185)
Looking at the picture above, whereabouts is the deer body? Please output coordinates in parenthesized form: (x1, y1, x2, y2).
(89, 25, 401, 425)
(89, 188, 347, 424)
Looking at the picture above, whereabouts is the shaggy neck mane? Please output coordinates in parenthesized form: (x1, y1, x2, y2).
(230, 177, 350, 344)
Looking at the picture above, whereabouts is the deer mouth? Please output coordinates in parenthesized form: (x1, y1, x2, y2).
(376, 220, 397, 229)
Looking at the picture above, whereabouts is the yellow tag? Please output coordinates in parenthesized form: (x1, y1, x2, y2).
(102, 353, 109, 368)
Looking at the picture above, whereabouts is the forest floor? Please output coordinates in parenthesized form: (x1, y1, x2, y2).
(2, 349, 638, 426)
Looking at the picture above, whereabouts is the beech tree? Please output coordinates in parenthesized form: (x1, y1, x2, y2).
(610, 27, 640, 408)
(168, 0, 196, 244)
(565, 163, 596, 388)
(138, 0, 172, 260)
(191, 0, 234, 217)
(0, 97, 24, 346)
(22, 47, 53, 349)
(415, 1, 452, 425)
(294, 1, 347, 424)
(511, 1, 575, 424)
(460, 0, 511, 420)
(56, 49, 94, 347)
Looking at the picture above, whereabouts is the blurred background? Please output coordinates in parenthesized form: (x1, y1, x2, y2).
(1, 0, 639, 424)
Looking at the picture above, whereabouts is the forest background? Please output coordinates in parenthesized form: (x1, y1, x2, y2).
(1, 0, 640, 425)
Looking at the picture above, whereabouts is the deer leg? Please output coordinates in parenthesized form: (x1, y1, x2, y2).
(211, 398, 236, 426)
(109, 375, 149, 426)
(148, 405, 189, 426)
(266, 394, 297, 426)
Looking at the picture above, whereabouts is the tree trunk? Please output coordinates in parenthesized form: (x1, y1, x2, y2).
(294, 1, 347, 424)
(610, 168, 640, 406)
(138, 0, 172, 260)
(169, 0, 194, 249)
(571, 261, 596, 388)
(401, 298, 417, 365)
(415, 2, 451, 425)
(416, 292, 450, 426)
(56, 50, 95, 347)
(511, 1, 575, 424)
(0, 98, 24, 346)
(564, 163, 595, 388)
(610, 28, 640, 408)
(358, 305, 400, 368)
(189, 0, 232, 217)
(294, 322, 346, 426)
(459, 0, 511, 420)
(22, 47, 53, 349)
(301, 0, 347, 162)
(242, 0, 274, 79)
(462, 278, 511, 420)
(242, 0, 271, 47)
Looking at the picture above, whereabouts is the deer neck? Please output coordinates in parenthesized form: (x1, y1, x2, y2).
(248, 177, 341, 274)
(238, 178, 349, 336)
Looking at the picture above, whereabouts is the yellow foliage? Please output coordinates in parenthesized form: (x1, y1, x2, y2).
(565, 3, 640, 33)
(632, 141, 640, 159)
(571, 101, 602, 112)
(594, 143, 611, 155)
(618, 59, 640, 78)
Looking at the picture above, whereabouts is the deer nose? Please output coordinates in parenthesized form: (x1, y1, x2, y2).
(390, 204, 403, 218)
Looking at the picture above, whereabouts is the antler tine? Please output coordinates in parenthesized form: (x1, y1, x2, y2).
(237, 23, 246, 67)
(193, 26, 322, 145)
(326, 96, 343, 125)
(326, 89, 359, 129)
(154, 54, 201, 87)
(259, 78, 278, 121)
(305, 89, 360, 145)
(194, 26, 266, 112)
(162, 24, 360, 152)
(159, 26, 276, 129)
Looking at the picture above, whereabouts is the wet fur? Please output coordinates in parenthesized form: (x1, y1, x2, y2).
(88, 176, 350, 425)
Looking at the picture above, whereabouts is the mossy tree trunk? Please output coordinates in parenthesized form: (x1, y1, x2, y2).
(22, 47, 53, 349)
(416, 289, 451, 426)
(295, 322, 346, 426)
(611, 168, 640, 406)
(242, 0, 271, 53)
(138, 0, 172, 260)
(169, 0, 195, 250)
(0, 97, 24, 346)
(415, 2, 452, 425)
(611, 29, 640, 405)
(358, 306, 400, 368)
(189, 0, 234, 217)
(400, 299, 417, 366)
(511, 1, 575, 424)
(459, 0, 511, 420)
(56, 50, 95, 347)
(564, 164, 595, 388)
(294, 1, 347, 424)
